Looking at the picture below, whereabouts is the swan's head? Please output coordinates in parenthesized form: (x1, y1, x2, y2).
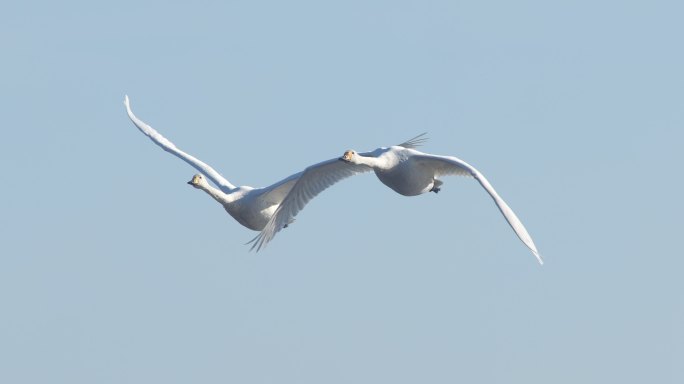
(187, 174, 207, 189)
(339, 150, 358, 164)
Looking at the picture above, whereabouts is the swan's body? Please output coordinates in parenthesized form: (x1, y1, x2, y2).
(361, 147, 445, 196)
(186, 174, 285, 230)
(253, 136, 543, 265)
(124, 96, 302, 231)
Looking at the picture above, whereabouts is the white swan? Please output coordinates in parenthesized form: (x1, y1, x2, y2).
(251, 134, 543, 264)
(124, 95, 309, 231)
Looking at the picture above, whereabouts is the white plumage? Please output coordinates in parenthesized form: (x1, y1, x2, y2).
(124, 95, 304, 231)
(124, 97, 541, 263)
(252, 134, 543, 265)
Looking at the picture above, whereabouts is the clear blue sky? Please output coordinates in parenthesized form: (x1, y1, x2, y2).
(1, 1, 682, 383)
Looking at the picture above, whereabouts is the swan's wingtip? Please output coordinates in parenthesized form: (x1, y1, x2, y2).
(533, 251, 544, 265)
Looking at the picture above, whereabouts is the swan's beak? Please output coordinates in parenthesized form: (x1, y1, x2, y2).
(187, 175, 202, 186)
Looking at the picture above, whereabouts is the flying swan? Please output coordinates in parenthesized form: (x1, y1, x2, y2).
(124, 95, 311, 231)
(250, 134, 543, 264)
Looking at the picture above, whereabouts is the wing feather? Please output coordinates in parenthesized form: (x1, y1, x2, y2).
(124, 96, 236, 192)
(413, 154, 543, 264)
(397, 132, 428, 149)
(249, 158, 372, 251)
(255, 172, 302, 205)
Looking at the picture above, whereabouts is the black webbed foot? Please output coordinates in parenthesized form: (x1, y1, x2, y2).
(430, 187, 441, 194)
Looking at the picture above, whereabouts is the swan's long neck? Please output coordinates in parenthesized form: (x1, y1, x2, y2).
(355, 154, 387, 170)
(197, 183, 234, 205)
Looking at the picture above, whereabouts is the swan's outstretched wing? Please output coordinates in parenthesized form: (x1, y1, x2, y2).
(398, 132, 428, 149)
(124, 96, 236, 192)
(249, 157, 372, 251)
(253, 172, 303, 205)
(412, 153, 543, 264)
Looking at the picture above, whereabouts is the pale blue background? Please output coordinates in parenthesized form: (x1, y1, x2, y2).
(1, 1, 682, 383)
